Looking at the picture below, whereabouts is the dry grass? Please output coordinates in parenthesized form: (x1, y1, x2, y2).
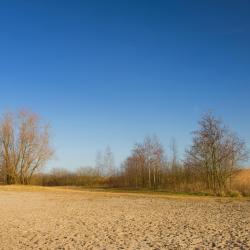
(1, 184, 248, 201)
(232, 168, 250, 196)
(234, 168, 250, 183)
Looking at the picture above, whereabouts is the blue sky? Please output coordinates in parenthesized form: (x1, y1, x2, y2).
(0, 0, 249, 169)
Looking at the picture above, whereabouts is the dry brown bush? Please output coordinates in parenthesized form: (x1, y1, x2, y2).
(232, 168, 250, 196)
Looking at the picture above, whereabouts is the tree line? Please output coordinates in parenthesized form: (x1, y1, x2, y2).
(117, 113, 249, 195)
(0, 110, 249, 196)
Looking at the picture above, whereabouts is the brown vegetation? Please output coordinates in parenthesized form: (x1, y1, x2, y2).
(232, 169, 250, 196)
(0, 111, 249, 196)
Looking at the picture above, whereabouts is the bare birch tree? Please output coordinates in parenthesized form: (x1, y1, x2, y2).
(95, 146, 115, 177)
(122, 135, 165, 189)
(95, 150, 104, 176)
(169, 139, 182, 191)
(103, 146, 115, 177)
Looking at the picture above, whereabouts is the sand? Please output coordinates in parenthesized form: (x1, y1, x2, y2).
(0, 187, 249, 250)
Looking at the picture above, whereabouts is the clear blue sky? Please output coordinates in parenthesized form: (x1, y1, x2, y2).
(0, 0, 249, 169)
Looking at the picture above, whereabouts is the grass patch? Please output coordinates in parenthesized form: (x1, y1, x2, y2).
(64, 186, 213, 197)
(1, 185, 249, 200)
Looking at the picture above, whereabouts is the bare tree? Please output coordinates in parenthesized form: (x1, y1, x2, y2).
(95, 146, 115, 177)
(95, 150, 104, 176)
(169, 139, 182, 191)
(185, 112, 248, 195)
(122, 135, 165, 190)
(0, 111, 54, 184)
(143, 136, 165, 190)
(169, 139, 178, 169)
(103, 146, 115, 177)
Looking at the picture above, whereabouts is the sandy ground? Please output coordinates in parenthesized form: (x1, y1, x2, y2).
(0, 187, 249, 250)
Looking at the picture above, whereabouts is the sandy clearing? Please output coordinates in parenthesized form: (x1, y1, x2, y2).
(0, 187, 249, 250)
